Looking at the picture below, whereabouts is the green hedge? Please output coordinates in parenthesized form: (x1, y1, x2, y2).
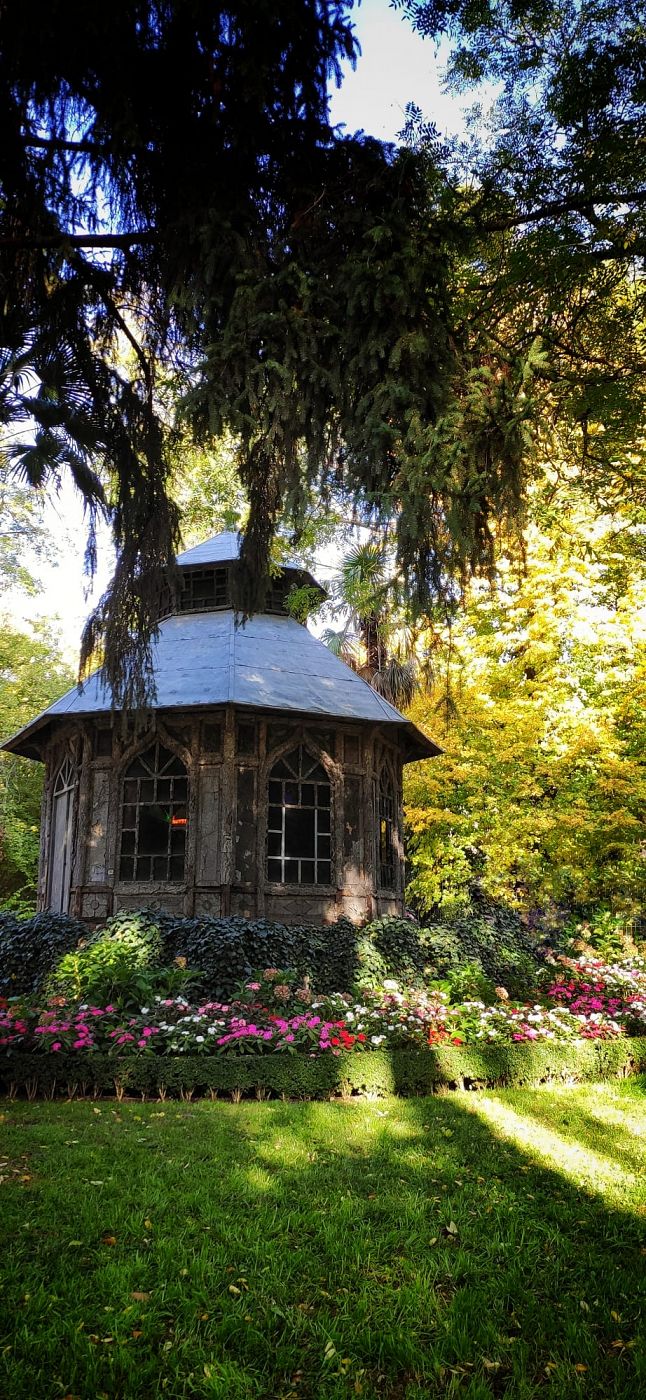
(0, 904, 545, 1001)
(2, 1038, 645, 1100)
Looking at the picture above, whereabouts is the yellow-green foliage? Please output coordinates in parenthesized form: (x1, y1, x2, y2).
(405, 482, 646, 917)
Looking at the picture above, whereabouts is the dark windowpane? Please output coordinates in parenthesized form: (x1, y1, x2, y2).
(170, 828, 186, 855)
(284, 782, 299, 806)
(269, 780, 282, 803)
(173, 777, 188, 800)
(268, 806, 282, 830)
(271, 760, 292, 778)
(237, 723, 256, 755)
(157, 778, 171, 802)
(300, 783, 315, 806)
(267, 831, 281, 857)
(317, 808, 330, 834)
(203, 722, 222, 752)
(317, 862, 331, 885)
(138, 806, 170, 854)
(123, 779, 139, 802)
(170, 855, 185, 880)
(136, 857, 152, 881)
(152, 856, 168, 880)
(316, 784, 331, 808)
(127, 758, 149, 778)
(161, 753, 184, 777)
(301, 860, 315, 884)
(317, 834, 331, 858)
(119, 856, 134, 881)
(95, 729, 112, 757)
(284, 859, 299, 883)
(140, 779, 155, 802)
(121, 830, 135, 855)
(267, 858, 282, 882)
(285, 807, 315, 859)
(122, 805, 136, 828)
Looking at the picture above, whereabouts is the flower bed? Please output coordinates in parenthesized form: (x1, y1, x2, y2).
(2, 955, 646, 1056)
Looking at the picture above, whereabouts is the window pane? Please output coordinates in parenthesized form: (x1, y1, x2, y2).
(285, 807, 315, 859)
(268, 806, 282, 830)
(267, 858, 282, 882)
(152, 856, 168, 880)
(173, 777, 188, 800)
(271, 759, 292, 778)
(316, 861, 331, 885)
(119, 856, 134, 881)
(317, 807, 330, 834)
(136, 857, 152, 881)
(267, 831, 281, 857)
(170, 827, 186, 855)
(269, 780, 282, 804)
(122, 805, 136, 828)
(284, 781, 299, 806)
(157, 778, 171, 802)
(300, 783, 315, 806)
(284, 859, 299, 884)
(139, 807, 170, 855)
(301, 860, 315, 883)
(317, 834, 331, 858)
(140, 778, 155, 802)
(170, 855, 185, 880)
(121, 830, 135, 855)
(316, 783, 331, 807)
(123, 779, 138, 803)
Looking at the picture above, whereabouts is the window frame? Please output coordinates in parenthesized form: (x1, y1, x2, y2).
(118, 741, 189, 884)
(378, 763, 397, 891)
(266, 746, 333, 888)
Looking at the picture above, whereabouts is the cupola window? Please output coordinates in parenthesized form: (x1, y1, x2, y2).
(267, 746, 332, 885)
(119, 743, 188, 882)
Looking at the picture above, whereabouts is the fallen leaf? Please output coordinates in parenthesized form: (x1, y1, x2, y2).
(144, 1218, 153, 1230)
(131, 1292, 150, 1302)
(131, 1330, 142, 1340)
(228, 1284, 241, 1297)
(101, 1234, 117, 1247)
(574, 1364, 588, 1373)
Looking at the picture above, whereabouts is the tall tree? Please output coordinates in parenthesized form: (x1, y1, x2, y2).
(2, 0, 490, 703)
(404, 475, 646, 920)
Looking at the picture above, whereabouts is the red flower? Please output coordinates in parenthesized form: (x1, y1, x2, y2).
(450, 1036, 463, 1045)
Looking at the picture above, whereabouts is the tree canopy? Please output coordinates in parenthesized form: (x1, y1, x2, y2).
(1, 0, 645, 705)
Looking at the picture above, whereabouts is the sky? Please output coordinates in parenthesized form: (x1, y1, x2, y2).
(13, 0, 473, 664)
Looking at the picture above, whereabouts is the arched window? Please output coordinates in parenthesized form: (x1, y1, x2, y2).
(48, 757, 77, 913)
(119, 742, 188, 883)
(378, 767, 397, 890)
(267, 746, 332, 886)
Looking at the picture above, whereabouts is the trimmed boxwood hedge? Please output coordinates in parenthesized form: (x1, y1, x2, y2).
(2, 1038, 645, 1101)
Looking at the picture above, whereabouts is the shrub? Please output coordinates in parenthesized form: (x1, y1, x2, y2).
(46, 911, 173, 1008)
(0, 910, 88, 997)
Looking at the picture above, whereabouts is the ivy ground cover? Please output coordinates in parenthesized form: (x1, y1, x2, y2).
(1, 1082, 645, 1400)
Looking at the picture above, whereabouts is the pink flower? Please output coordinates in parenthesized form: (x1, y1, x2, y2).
(51, 1042, 62, 1052)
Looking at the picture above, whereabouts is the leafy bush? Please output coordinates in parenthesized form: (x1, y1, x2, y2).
(0, 902, 545, 1004)
(45, 911, 192, 1008)
(422, 901, 542, 997)
(0, 910, 88, 997)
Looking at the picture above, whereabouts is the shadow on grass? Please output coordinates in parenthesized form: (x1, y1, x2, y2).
(1, 1087, 644, 1400)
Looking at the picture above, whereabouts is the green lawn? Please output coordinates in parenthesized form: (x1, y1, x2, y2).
(0, 1081, 644, 1400)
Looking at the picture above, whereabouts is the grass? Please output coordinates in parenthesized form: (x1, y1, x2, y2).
(0, 1081, 644, 1400)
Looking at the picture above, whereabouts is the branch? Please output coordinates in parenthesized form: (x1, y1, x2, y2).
(0, 231, 155, 250)
(473, 189, 646, 234)
(24, 134, 113, 158)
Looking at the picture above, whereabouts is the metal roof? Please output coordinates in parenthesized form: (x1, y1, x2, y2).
(3, 609, 440, 761)
(176, 531, 244, 565)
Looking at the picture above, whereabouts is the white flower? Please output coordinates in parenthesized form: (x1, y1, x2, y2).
(195, 1036, 205, 1043)
(140, 1007, 150, 1015)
